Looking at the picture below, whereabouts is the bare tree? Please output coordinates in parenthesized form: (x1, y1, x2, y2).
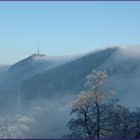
(68, 70, 114, 139)
(86, 70, 108, 139)
(67, 70, 140, 139)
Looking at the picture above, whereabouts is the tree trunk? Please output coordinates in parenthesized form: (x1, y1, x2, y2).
(96, 103, 100, 139)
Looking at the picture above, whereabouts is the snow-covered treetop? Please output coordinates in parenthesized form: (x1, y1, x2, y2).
(72, 70, 110, 110)
(85, 70, 108, 91)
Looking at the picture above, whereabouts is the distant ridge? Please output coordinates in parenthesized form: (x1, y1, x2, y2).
(9, 53, 46, 72)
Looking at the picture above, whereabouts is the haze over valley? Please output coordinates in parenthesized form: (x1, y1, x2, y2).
(0, 46, 140, 138)
(1, 1, 140, 138)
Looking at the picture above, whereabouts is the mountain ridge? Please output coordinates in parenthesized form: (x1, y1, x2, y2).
(19, 46, 140, 107)
(1, 46, 140, 107)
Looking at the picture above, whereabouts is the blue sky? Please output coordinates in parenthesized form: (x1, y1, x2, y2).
(0, 2, 140, 64)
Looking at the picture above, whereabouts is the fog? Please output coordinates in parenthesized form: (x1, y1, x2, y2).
(1, 46, 140, 138)
(0, 93, 74, 138)
(98, 46, 140, 107)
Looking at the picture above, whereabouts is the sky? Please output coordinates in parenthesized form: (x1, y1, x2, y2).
(0, 2, 140, 64)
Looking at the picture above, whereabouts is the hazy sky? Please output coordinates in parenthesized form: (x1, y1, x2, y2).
(0, 2, 140, 64)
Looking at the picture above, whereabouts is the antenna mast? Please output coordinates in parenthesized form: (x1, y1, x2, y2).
(37, 41, 40, 54)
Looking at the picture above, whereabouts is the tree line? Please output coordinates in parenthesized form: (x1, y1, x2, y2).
(65, 70, 140, 139)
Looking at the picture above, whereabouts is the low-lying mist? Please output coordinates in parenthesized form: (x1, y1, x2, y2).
(1, 46, 140, 138)
(0, 93, 74, 138)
